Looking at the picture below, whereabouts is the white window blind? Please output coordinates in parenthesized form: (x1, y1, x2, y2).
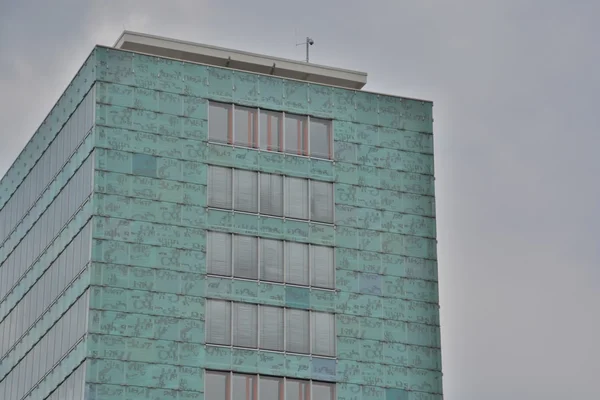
(207, 300, 231, 345)
(311, 245, 334, 289)
(286, 309, 309, 354)
(208, 166, 232, 209)
(259, 173, 283, 216)
(311, 312, 336, 356)
(260, 306, 284, 351)
(234, 236, 258, 279)
(311, 181, 333, 223)
(234, 170, 258, 213)
(286, 242, 309, 286)
(285, 177, 308, 220)
(260, 239, 284, 282)
(208, 232, 232, 276)
(233, 303, 258, 348)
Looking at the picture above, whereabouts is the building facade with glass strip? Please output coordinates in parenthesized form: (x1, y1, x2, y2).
(0, 31, 441, 400)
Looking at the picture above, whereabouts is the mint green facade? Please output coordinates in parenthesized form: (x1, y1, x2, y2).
(0, 45, 441, 400)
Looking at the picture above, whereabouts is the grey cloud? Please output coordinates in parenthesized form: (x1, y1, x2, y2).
(1, 1, 599, 399)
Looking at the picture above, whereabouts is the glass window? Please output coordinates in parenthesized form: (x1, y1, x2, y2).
(260, 239, 283, 283)
(311, 181, 333, 223)
(234, 170, 258, 213)
(310, 118, 332, 159)
(205, 371, 229, 400)
(285, 177, 308, 220)
(286, 380, 310, 400)
(259, 110, 282, 152)
(207, 300, 231, 345)
(311, 246, 334, 289)
(285, 114, 308, 155)
(208, 166, 233, 209)
(233, 235, 258, 279)
(260, 306, 284, 351)
(311, 312, 335, 356)
(233, 303, 258, 348)
(260, 377, 283, 400)
(232, 374, 256, 400)
(234, 106, 258, 148)
(286, 309, 309, 354)
(259, 173, 283, 216)
(209, 103, 232, 143)
(313, 382, 335, 400)
(208, 232, 232, 276)
(286, 243, 309, 286)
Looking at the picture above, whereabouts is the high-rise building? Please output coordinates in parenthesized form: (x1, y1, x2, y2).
(0, 31, 441, 400)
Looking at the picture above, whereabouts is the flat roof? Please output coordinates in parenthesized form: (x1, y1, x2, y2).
(114, 31, 368, 90)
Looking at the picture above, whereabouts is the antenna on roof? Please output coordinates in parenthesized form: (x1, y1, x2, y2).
(296, 37, 314, 63)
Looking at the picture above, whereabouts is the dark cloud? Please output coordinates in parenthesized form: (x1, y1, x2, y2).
(1, 1, 599, 399)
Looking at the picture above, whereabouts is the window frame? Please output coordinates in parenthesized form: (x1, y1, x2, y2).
(207, 166, 334, 225)
(206, 231, 335, 290)
(208, 101, 333, 160)
(204, 371, 336, 400)
(205, 300, 336, 357)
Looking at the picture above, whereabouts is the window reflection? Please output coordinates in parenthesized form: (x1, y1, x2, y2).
(208, 101, 332, 159)
(204, 372, 335, 400)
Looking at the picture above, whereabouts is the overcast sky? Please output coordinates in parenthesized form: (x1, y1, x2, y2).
(1, 1, 599, 399)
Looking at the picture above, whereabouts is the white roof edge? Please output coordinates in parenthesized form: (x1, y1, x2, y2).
(113, 31, 368, 90)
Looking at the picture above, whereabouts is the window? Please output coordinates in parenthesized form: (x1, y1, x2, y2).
(233, 235, 258, 279)
(285, 177, 309, 220)
(206, 300, 335, 356)
(284, 114, 308, 156)
(259, 173, 283, 217)
(206, 300, 232, 345)
(208, 101, 332, 159)
(234, 106, 258, 148)
(310, 118, 332, 159)
(311, 181, 334, 223)
(205, 371, 229, 400)
(208, 166, 233, 209)
(207, 166, 333, 224)
(234, 169, 258, 213)
(209, 102, 232, 143)
(312, 312, 336, 356)
(260, 239, 284, 283)
(206, 232, 335, 289)
(233, 303, 258, 348)
(260, 377, 284, 400)
(205, 372, 335, 400)
(286, 242, 309, 286)
(260, 110, 282, 152)
(286, 380, 310, 400)
(260, 306, 284, 351)
(207, 232, 232, 276)
(286, 309, 310, 354)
